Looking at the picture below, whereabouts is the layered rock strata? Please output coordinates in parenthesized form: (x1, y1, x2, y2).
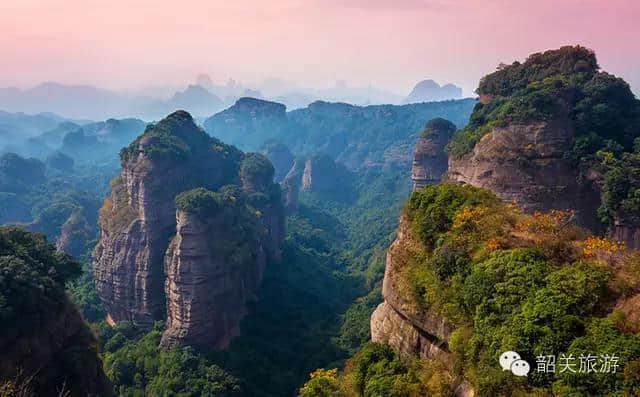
(447, 118, 602, 230)
(161, 206, 266, 349)
(94, 111, 283, 348)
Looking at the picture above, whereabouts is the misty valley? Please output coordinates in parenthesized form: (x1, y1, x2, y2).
(1, 45, 640, 397)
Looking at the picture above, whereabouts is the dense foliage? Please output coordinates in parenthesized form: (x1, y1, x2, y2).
(204, 98, 475, 170)
(0, 227, 80, 329)
(0, 152, 45, 191)
(476, 45, 599, 97)
(0, 227, 111, 397)
(120, 110, 235, 163)
(448, 46, 640, 162)
(240, 153, 275, 185)
(420, 117, 456, 139)
(404, 184, 640, 395)
(299, 342, 453, 397)
(175, 187, 230, 216)
(97, 323, 241, 397)
(208, 166, 409, 396)
(301, 182, 640, 396)
(599, 138, 640, 225)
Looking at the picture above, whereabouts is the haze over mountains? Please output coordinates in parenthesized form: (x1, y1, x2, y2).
(0, 76, 464, 120)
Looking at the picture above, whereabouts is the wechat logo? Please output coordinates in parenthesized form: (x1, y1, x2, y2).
(500, 351, 530, 376)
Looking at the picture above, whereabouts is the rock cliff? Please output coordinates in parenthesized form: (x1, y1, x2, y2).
(445, 46, 640, 244)
(161, 189, 267, 349)
(260, 141, 294, 182)
(370, 182, 640, 396)
(301, 154, 351, 196)
(279, 154, 354, 209)
(94, 111, 283, 348)
(611, 218, 640, 250)
(280, 157, 305, 214)
(371, 216, 454, 364)
(411, 118, 457, 190)
(370, 214, 471, 396)
(447, 118, 602, 230)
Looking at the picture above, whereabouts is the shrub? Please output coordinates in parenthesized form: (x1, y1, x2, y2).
(405, 183, 500, 250)
(102, 328, 241, 396)
(240, 153, 275, 184)
(175, 188, 226, 216)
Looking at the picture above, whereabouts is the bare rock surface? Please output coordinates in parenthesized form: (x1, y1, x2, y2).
(447, 118, 602, 230)
(161, 209, 266, 349)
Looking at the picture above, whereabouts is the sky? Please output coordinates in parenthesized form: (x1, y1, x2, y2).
(1, 0, 639, 96)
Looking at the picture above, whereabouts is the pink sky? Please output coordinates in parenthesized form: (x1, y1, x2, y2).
(1, 0, 639, 96)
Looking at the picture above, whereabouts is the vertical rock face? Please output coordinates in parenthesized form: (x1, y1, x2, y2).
(281, 158, 305, 214)
(301, 154, 350, 195)
(94, 111, 284, 346)
(411, 118, 457, 190)
(370, 216, 473, 396)
(371, 218, 454, 358)
(446, 118, 602, 230)
(161, 207, 266, 349)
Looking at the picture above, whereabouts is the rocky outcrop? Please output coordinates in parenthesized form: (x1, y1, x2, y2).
(371, 217, 454, 350)
(411, 118, 457, 190)
(240, 153, 284, 261)
(447, 118, 602, 230)
(161, 206, 266, 349)
(301, 154, 349, 195)
(281, 158, 305, 214)
(279, 154, 353, 206)
(371, 301, 452, 368)
(370, 216, 472, 396)
(94, 110, 283, 348)
(260, 141, 294, 182)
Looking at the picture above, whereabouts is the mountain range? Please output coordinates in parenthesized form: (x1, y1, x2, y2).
(0, 77, 464, 120)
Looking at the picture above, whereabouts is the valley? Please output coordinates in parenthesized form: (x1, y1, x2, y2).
(1, 45, 639, 397)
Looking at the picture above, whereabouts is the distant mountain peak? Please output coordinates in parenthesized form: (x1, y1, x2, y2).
(403, 79, 462, 104)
